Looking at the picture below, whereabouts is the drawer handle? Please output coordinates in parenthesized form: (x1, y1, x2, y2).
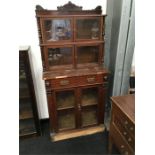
(123, 131, 127, 136)
(124, 151, 129, 155)
(103, 75, 108, 81)
(120, 145, 124, 149)
(124, 120, 128, 125)
(60, 80, 69, 86)
(45, 81, 50, 87)
(130, 127, 134, 131)
(87, 77, 95, 83)
(128, 137, 132, 142)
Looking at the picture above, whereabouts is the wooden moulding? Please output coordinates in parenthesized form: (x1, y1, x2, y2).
(51, 124, 105, 142)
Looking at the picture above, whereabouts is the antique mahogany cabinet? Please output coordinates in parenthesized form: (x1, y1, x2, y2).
(36, 1, 109, 140)
(19, 47, 41, 138)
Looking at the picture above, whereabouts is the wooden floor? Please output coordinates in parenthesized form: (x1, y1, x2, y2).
(51, 124, 105, 142)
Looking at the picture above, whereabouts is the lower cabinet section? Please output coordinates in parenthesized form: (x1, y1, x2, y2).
(45, 77, 108, 140)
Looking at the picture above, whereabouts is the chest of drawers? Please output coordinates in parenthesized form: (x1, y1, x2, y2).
(109, 95, 135, 155)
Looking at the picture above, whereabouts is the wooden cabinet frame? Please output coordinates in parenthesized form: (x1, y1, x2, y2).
(36, 2, 109, 140)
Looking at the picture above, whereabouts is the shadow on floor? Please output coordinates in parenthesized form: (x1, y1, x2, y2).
(19, 120, 120, 155)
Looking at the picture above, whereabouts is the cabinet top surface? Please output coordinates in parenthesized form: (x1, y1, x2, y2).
(43, 67, 109, 80)
(111, 95, 135, 123)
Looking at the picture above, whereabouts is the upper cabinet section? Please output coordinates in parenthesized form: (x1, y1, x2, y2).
(36, 1, 105, 45)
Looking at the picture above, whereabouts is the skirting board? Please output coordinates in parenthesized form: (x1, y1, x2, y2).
(51, 124, 105, 142)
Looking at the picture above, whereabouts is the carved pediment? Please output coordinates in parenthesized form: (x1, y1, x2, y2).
(57, 1, 82, 11)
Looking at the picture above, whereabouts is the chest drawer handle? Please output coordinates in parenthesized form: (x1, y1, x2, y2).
(130, 127, 134, 131)
(124, 120, 128, 125)
(123, 132, 127, 136)
(45, 81, 50, 87)
(124, 151, 129, 155)
(87, 77, 95, 83)
(60, 80, 69, 86)
(120, 145, 124, 149)
(128, 137, 132, 142)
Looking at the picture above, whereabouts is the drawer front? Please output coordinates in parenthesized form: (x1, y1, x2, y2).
(113, 104, 135, 138)
(78, 74, 103, 86)
(110, 124, 134, 155)
(113, 113, 135, 149)
(51, 77, 77, 89)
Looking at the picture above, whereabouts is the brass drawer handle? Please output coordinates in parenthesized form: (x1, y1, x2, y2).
(130, 127, 134, 131)
(123, 131, 127, 136)
(124, 151, 129, 155)
(120, 145, 124, 149)
(103, 75, 108, 81)
(128, 137, 132, 142)
(60, 80, 69, 86)
(87, 77, 95, 83)
(45, 81, 50, 87)
(124, 120, 128, 125)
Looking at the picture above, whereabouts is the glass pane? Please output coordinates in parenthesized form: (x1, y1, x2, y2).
(56, 90, 75, 109)
(44, 19, 72, 41)
(77, 46, 99, 64)
(48, 47, 72, 67)
(19, 119, 36, 135)
(82, 107, 98, 127)
(81, 87, 98, 106)
(76, 18, 100, 39)
(58, 111, 75, 130)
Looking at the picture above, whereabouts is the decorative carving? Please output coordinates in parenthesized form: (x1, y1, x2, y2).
(36, 5, 45, 10)
(94, 6, 102, 12)
(57, 1, 82, 11)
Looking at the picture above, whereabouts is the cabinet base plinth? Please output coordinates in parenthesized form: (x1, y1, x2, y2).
(51, 124, 105, 142)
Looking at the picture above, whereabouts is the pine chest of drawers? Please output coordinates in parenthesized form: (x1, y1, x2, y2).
(109, 95, 135, 155)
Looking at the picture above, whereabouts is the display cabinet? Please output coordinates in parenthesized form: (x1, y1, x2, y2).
(19, 47, 41, 138)
(36, 1, 109, 141)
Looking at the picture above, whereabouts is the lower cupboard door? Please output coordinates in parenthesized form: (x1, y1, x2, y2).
(57, 109, 76, 131)
(81, 105, 98, 127)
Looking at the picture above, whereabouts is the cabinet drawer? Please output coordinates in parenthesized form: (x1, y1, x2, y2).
(113, 104, 135, 138)
(110, 124, 134, 155)
(51, 77, 76, 89)
(78, 74, 103, 86)
(113, 114, 135, 149)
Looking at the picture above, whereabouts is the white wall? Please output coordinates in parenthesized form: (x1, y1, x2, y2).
(19, 0, 107, 119)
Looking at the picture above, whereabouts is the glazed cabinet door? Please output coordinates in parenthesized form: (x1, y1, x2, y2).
(75, 43, 103, 68)
(78, 85, 106, 128)
(41, 18, 73, 43)
(74, 17, 102, 41)
(48, 89, 78, 132)
(43, 45, 74, 70)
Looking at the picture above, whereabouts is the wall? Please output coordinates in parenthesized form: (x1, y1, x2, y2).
(19, 0, 107, 119)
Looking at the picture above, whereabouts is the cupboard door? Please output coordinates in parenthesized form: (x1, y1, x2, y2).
(75, 17, 101, 41)
(80, 86, 99, 127)
(41, 18, 73, 43)
(54, 89, 77, 131)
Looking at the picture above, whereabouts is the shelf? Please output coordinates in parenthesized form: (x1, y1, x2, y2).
(19, 119, 36, 136)
(19, 88, 30, 99)
(81, 102, 97, 107)
(57, 106, 74, 111)
(19, 110, 33, 120)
